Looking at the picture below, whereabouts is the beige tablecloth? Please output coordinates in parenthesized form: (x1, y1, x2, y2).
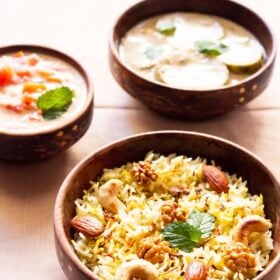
(0, 0, 279, 279)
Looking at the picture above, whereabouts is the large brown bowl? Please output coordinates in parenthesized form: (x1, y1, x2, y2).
(54, 131, 280, 280)
(109, 0, 276, 120)
(0, 45, 94, 162)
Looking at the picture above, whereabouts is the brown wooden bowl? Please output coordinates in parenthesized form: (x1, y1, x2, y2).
(54, 131, 280, 280)
(109, 0, 276, 120)
(0, 45, 94, 162)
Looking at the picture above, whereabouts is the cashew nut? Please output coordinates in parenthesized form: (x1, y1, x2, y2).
(97, 179, 124, 214)
(115, 259, 158, 280)
(233, 215, 272, 244)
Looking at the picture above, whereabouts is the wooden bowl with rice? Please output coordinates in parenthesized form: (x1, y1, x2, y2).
(54, 131, 280, 280)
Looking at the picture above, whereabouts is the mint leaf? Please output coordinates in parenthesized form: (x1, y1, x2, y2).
(36, 86, 74, 120)
(187, 212, 215, 239)
(144, 46, 163, 60)
(162, 211, 215, 252)
(195, 40, 228, 57)
(156, 21, 176, 35)
(162, 221, 201, 252)
(41, 109, 65, 120)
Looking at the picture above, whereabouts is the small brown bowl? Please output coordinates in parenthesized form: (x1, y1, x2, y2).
(109, 0, 276, 120)
(54, 131, 280, 280)
(0, 45, 94, 162)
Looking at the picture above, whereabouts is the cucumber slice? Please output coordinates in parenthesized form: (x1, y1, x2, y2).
(154, 51, 229, 90)
(119, 44, 161, 70)
(218, 37, 264, 74)
(155, 19, 176, 36)
(119, 31, 175, 70)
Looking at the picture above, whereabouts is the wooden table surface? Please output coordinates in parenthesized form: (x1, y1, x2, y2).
(0, 0, 279, 279)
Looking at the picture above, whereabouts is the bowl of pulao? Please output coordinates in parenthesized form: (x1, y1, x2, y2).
(109, 0, 276, 119)
(0, 45, 94, 161)
(54, 131, 280, 280)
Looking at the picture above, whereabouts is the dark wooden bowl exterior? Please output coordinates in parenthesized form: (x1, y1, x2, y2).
(0, 45, 94, 162)
(54, 131, 280, 280)
(109, 0, 276, 120)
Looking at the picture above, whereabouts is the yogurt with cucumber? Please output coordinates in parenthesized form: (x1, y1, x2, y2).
(119, 13, 265, 90)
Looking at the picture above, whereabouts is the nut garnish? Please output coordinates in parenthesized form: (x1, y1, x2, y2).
(185, 261, 207, 280)
(131, 161, 158, 186)
(71, 216, 104, 238)
(233, 215, 272, 245)
(203, 165, 229, 193)
(169, 185, 190, 196)
(97, 179, 124, 214)
(224, 242, 256, 273)
(137, 237, 174, 264)
(115, 259, 158, 280)
(161, 201, 187, 224)
(103, 210, 116, 221)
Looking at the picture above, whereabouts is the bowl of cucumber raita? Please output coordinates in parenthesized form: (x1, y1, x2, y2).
(109, 0, 276, 119)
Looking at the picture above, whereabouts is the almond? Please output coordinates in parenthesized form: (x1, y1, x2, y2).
(71, 216, 104, 238)
(203, 165, 229, 193)
(185, 261, 207, 280)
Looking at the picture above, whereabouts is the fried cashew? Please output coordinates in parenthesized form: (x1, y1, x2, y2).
(97, 179, 124, 214)
(114, 259, 158, 280)
(233, 215, 272, 244)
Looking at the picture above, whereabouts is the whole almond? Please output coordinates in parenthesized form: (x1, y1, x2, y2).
(185, 261, 207, 280)
(71, 216, 104, 237)
(203, 165, 229, 193)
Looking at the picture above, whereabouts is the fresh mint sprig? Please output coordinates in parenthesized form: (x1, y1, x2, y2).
(195, 40, 228, 57)
(36, 86, 74, 120)
(187, 211, 216, 239)
(162, 211, 215, 252)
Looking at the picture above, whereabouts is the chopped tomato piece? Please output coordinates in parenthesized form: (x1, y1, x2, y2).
(14, 51, 24, 57)
(22, 94, 36, 105)
(46, 76, 62, 83)
(23, 82, 46, 93)
(28, 55, 39, 66)
(5, 104, 24, 114)
(22, 102, 37, 111)
(16, 69, 31, 78)
(0, 66, 13, 86)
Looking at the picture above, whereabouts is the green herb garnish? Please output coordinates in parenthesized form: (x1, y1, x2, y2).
(195, 40, 228, 57)
(162, 211, 215, 252)
(162, 221, 201, 252)
(156, 21, 176, 35)
(36, 86, 74, 120)
(144, 46, 163, 60)
(187, 211, 216, 239)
